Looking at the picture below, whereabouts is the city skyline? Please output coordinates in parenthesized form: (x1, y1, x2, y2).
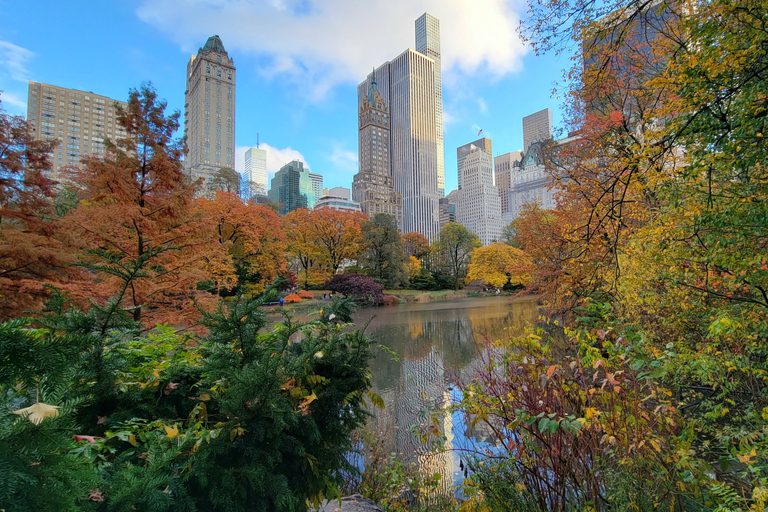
(0, 1, 568, 195)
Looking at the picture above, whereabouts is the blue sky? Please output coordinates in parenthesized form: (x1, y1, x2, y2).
(0, 0, 571, 194)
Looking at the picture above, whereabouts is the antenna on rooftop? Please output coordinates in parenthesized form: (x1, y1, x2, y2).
(257, 133, 260, 149)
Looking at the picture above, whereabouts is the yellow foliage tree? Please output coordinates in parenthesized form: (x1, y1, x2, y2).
(466, 242, 529, 288)
(405, 255, 421, 279)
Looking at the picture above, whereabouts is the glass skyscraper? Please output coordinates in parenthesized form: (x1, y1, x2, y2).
(244, 147, 267, 198)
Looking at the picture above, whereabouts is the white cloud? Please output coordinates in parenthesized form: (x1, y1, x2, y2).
(329, 145, 358, 173)
(0, 41, 33, 83)
(136, 0, 527, 99)
(1, 91, 26, 110)
(235, 143, 309, 181)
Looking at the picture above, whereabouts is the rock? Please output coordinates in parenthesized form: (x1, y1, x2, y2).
(316, 494, 383, 512)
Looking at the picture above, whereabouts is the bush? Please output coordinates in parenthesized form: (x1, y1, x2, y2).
(382, 295, 400, 306)
(324, 274, 385, 306)
(0, 289, 375, 512)
(283, 293, 302, 303)
(297, 290, 315, 299)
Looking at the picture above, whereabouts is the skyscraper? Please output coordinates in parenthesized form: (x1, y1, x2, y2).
(184, 35, 236, 195)
(244, 147, 267, 198)
(359, 14, 441, 241)
(26, 82, 128, 182)
(309, 172, 323, 207)
(415, 13, 445, 197)
(457, 137, 493, 191)
(268, 160, 315, 215)
(456, 145, 502, 246)
(352, 71, 403, 230)
(494, 151, 523, 221)
(522, 108, 553, 151)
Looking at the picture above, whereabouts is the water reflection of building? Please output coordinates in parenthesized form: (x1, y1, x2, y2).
(397, 348, 453, 493)
(362, 298, 539, 494)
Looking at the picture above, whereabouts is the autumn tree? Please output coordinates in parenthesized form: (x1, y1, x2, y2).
(310, 208, 366, 274)
(198, 191, 287, 295)
(208, 166, 241, 197)
(432, 222, 481, 288)
(401, 231, 430, 260)
(465, 242, 529, 289)
(360, 213, 407, 289)
(283, 208, 325, 288)
(0, 98, 76, 318)
(65, 83, 221, 326)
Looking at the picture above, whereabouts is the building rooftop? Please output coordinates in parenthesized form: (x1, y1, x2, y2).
(202, 35, 227, 54)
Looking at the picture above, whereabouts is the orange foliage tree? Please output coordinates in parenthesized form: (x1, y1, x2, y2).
(283, 208, 324, 288)
(310, 208, 366, 274)
(65, 84, 221, 326)
(197, 191, 287, 295)
(0, 98, 76, 318)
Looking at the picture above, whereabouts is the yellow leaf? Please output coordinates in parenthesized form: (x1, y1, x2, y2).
(164, 424, 179, 439)
(13, 402, 60, 425)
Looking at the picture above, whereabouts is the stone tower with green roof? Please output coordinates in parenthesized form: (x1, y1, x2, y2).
(184, 35, 236, 197)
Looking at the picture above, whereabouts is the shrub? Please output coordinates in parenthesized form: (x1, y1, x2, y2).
(382, 295, 400, 306)
(297, 290, 315, 299)
(324, 274, 385, 306)
(283, 293, 302, 303)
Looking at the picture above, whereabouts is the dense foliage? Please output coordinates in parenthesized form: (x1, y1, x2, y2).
(457, 0, 768, 509)
(0, 287, 374, 511)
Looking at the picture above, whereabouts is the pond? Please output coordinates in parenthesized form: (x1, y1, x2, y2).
(350, 295, 539, 489)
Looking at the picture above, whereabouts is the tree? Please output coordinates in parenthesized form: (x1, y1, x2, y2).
(283, 208, 325, 288)
(324, 273, 385, 306)
(65, 83, 222, 326)
(198, 191, 287, 295)
(466, 242, 529, 288)
(0, 98, 77, 319)
(208, 166, 241, 197)
(432, 223, 481, 288)
(310, 208, 366, 275)
(360, 213, 407, 289)
(401, 231, 430, 260)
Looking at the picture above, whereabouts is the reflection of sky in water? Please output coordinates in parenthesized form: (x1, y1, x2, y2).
(352, 296, 538, 491)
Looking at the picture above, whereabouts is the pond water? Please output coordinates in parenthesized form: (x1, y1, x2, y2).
(350, 295, 539, 489)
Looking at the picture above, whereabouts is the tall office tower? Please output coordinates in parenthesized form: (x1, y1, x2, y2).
(438, 189, 458, 230)
(267, 160, 315, 215)
(184, 35, 236, 196)
(360, 48, 440, 241)
(494, 151, 523, 220)
(415, 13, 445, 197)
(308, 172, 323, 207)
(352, 72, 403, 231)
(457, 146, 502, 246)
(26, 82, 128, 182)
(244, 147, 268, 198)
(522, 108, 553, 151)
(457, 137, 493, 191)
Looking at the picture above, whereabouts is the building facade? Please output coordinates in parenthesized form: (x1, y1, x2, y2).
(244, 147, 267, 198)
(494, 151, 523, 221)
(359, 15, 441, 241)
(184, 35, 236, 195)
(309, 172, 323, 206)
(522, 108, 553, 151)
(457, 137, 492, 191)
(26, 82, 128, 182)
(267, 160, 315, 215)
(507, 141, 558, 220)
(439, 189, 458, 230)
(315, 187, 362, 213)
(415, 13, 445, 197)
(457, 146, 502, 246)
(352, 71, 403, 231)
